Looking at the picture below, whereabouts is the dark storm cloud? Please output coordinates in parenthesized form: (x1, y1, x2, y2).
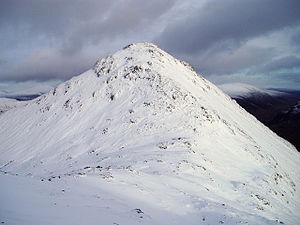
(281, 73, 300, 82)
(0, 49, 102, 81)
(184, 46, 275, 76)
(60, 0, 176, 54)
(0, 0, 299, 90)
(268, 72, 300, 86)
(0, 0, 111, 51)
(157, 0, 300, 55)
(0, 0, 175, 53)
(290, 32, 300, 46)
(290, 31, 300, 53)
(0, 0, 176, 81)
(257, 56, 300, 73)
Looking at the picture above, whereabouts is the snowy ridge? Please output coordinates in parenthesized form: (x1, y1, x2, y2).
(0, 97, 25, 114)
(0, 43, 299, 225)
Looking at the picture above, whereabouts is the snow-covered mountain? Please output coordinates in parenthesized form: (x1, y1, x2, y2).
(0, 82, 54, 99)
(0, 97, 25, 114)
(0, 43, 299, 225)
(218, 83, 300, 152)
(218, 83, 284, 99)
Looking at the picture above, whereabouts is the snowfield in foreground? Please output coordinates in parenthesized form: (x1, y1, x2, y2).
(0, 43, 299, 225)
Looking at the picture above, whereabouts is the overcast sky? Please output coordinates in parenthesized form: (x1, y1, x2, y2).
(1, 0, 300, 95)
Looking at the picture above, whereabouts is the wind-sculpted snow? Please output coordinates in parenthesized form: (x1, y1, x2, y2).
(0, 43, 299, 225)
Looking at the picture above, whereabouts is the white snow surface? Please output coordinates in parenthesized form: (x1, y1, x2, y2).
(0, 43, 299, 225)
(218, 83, 284, 98)
(0, 82, 54, 98)
(0, 97, 25, 114)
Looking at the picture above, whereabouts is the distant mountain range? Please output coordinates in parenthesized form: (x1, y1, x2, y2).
(0, 82, 54, 101)
(219, 83, 300, 151)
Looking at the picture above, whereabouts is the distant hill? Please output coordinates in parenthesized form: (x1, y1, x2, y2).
(220, 83, 300, 151)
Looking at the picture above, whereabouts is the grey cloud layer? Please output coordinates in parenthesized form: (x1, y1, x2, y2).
(0, 0, 175, 53)
(257, 56, 300, 73)
(0, 0, 300, 89)
(157, 0, 300, 55)
(197, 46, 275, 75)
(155, 0, 300, 88)
(1, 49, 103, 81)
(0, 0, 176, 80)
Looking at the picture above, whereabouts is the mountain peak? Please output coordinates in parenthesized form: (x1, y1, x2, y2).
(94, 42, 196, 80)
(0, 43, 299, 224)
(122, 42, 158, 50)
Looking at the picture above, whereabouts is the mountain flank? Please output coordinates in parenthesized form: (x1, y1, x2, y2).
(0, 43, 299, 225)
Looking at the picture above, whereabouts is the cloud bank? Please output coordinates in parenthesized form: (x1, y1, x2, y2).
(0, 0, 300, 91)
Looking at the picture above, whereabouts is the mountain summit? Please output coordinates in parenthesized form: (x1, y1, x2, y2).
(0, 43, 299, 225)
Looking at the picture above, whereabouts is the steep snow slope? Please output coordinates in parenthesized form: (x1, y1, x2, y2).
(0, 43, 299, 225)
